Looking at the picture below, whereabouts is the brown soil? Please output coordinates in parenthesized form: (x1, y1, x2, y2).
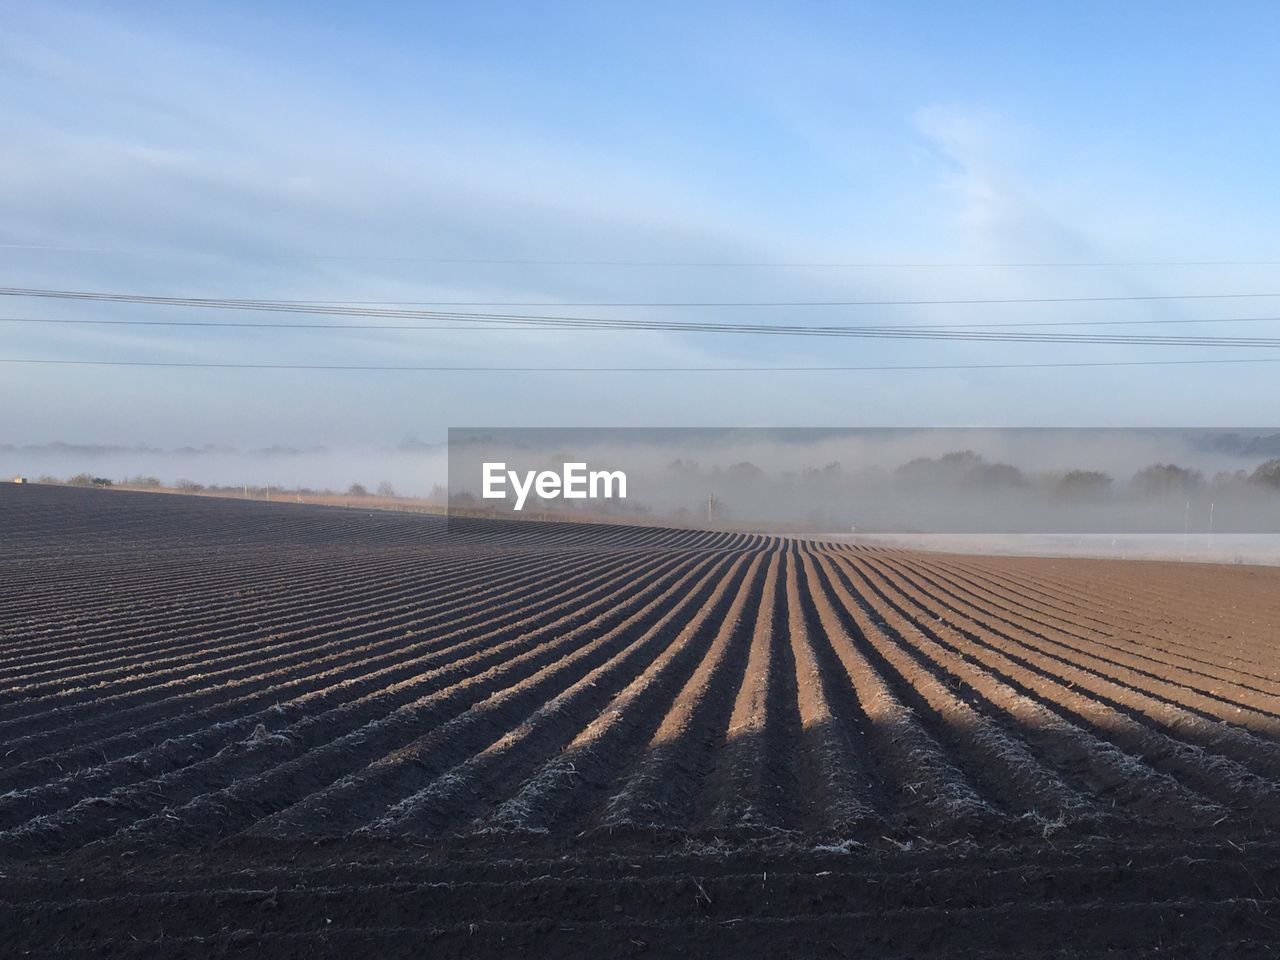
(1, 483, 1278, 957)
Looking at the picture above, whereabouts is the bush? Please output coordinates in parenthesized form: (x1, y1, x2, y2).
(347, 483, 369, 497)
(66, 473, 95, 487)
(376, 480, 396, 497)
(174, 478, 205, 492)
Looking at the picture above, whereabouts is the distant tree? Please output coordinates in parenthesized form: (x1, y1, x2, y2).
(36, 474, 60, 485)
(894, 451, 1024, 489)
(939, 450, 983, 468)
(1056, 470, 1113, 499)
(347, 483, 369, 497)
(174, 478, 204, 492)
(126, 475, 163, 489)
(1131, 463, 1205, 497)
(801, 461, 843, 483)
(375, 480, 396, 497)
(1212, 469, 1249, 491)
(427, 483, 448, 504)
(66, 473, 95, 487)
(894, 456, 937, 484)
(1252, 458, 1280, 489)
(968, 462, 1027, 488)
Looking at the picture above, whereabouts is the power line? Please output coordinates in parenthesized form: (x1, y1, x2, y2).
(5, 356, 1280, 373)
(6, 313, 1280, 331)
(7, 313, 1280, 347)
(4, 243, 1280, 268)
(7, 286, 1280, 310)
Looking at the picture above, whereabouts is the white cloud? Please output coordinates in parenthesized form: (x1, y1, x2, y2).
(912, 103, 1098, 261)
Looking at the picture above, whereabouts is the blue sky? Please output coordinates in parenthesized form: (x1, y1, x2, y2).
(2, 0, 1279, 449)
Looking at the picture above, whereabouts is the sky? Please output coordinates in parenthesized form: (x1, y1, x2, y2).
(2, 0, 1279, 458)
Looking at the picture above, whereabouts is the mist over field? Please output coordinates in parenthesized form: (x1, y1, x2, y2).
(11, 428, 1280, 533)
(448, 428, 1280, 533)
(0, 440, 448, 496)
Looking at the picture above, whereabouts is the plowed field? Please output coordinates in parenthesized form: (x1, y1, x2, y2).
(2, 484, 1278, 957)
